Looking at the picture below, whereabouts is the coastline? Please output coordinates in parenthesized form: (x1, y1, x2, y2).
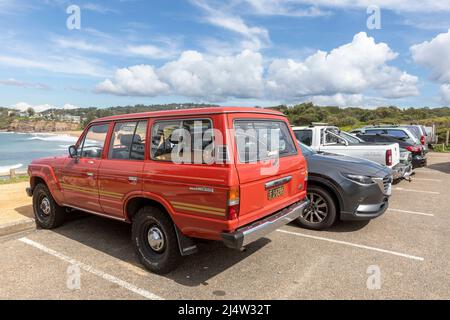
(0, 130, 82, 138)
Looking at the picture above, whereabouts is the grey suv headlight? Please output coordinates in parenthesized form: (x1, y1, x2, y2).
(343, 173, 375, 185)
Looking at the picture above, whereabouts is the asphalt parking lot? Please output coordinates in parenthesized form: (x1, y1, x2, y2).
(1, 152, 449, 300)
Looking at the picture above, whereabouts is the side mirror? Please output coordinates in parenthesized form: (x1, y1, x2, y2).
(69, 145, 78, 158)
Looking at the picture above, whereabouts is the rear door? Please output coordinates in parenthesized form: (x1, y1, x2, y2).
(98, 120, 148, 219)
(230, 115, 307, 226)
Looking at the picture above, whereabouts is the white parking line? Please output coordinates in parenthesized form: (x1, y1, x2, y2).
(416, 169, 445, 174)
(388, 208, 434, 217)
(411, 178, 442, 182)
(18, 237, 163, 300)
(393, 187, 440, 195)
(276, 229, 424, 261)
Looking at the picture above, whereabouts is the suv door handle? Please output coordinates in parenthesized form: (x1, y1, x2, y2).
(128, 176, 138, 183)
(86, 172, 94, 177)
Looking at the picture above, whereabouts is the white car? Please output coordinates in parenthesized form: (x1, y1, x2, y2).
(293, 125, 407, 180)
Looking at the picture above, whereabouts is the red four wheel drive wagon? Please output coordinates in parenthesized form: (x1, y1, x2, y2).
(27, 107, 309, 274)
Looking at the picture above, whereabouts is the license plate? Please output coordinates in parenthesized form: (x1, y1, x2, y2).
(267, 186, 285, 200)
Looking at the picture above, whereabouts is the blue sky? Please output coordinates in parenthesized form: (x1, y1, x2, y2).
(1, 0, 450, 111)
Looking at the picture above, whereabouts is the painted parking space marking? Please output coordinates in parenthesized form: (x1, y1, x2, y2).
(411, 178, 442, 182)
(393, 187, 440, 195)
(18, 237, 163, 300)
(388, 208, 434, 217)
(277, 229, 424, 261)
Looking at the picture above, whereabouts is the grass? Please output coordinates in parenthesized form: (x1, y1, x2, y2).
(432, 144, 450, 153)
(0, 175, 29, 185)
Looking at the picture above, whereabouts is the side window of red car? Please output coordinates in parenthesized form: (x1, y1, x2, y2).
(108, 120, 148, 161)
(79, 123, 109, 159)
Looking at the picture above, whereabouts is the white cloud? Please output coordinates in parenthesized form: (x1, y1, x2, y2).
(0, 78, 50, 90)
(267, 32, 418, 100)
(253, 1, 450, 13)
(159, 50, 264, 100)
(411, 29, 450, 83)
(411, 29, 450, 103)
(242, 0, 330, 17)
(95, 65, 170, 96)
(190, 0, 270, 51)
(96, 33, 418, 105)
(308, 94, 364, 107)
(10, 102, 80, 113)
(0, 54, 109, 77)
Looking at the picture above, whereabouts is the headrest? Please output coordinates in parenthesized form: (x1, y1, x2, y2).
(120, 134, 141, 146)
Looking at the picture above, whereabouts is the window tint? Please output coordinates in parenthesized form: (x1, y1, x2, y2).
(386, 129, 408, 139)
(108, 121, 147, 160)
(294, 130, 312, 146)
(150, 119, 214, 163)
(80, 124, 109, 159)
(234, 120, 297, 163)
(365, 129, 385, 135)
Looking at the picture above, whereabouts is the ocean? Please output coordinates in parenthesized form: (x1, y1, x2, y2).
(0, 132, 79, 174)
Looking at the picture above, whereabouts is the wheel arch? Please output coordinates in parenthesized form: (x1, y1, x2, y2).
(124, 195, 174, 223)
(308, 175, 344, 218)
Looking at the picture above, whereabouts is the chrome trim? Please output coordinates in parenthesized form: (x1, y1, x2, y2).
(63, 205, 126, 221)
(221, 199, 309, 249)
(189, 186, 214, 193)
(265, 176, 292, 190)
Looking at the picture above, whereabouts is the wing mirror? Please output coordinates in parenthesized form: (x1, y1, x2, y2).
(69, 145, 79, 159)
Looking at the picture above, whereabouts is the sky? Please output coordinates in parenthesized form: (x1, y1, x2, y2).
(2, 0, 450, 112)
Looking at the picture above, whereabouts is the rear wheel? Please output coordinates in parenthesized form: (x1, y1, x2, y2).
(32, 183, 65, 229)
(296, 185, 337, 230)
(131, 206, 181, 274)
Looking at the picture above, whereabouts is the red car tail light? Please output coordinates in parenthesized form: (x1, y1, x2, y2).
(386, 149, 392, 166)
(227, 186, 240, 220)
(406, 146, 421, 153)
(420, 135, 425, 145)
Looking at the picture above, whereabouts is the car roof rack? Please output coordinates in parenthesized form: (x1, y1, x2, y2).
(364, 124, 400, 128)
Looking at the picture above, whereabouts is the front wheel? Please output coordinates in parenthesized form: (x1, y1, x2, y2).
(296, 185, 337, 230)
(132, 207, 181, 274)
(32, 183, 66, 229)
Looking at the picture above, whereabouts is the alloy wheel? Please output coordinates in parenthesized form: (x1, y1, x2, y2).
(302, 192, 329, 224)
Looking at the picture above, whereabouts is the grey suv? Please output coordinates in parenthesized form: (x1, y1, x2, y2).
(298, 143, 392, 230)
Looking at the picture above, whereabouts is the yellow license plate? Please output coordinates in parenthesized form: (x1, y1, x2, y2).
(267, 186, 285, 200)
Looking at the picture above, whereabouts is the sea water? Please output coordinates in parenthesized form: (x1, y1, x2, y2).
(0, 132, 79, 173)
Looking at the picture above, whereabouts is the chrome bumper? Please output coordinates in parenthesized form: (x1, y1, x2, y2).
(221, 199, 309, 249)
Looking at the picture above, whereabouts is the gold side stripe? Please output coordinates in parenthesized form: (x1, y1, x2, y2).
(60, 183, 123, 199)
(171, 201, 225, 213)
(173, 205, 225, 217)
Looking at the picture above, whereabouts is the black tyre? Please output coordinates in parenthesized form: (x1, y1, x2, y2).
(132, 206, 181, 274)
(32, 183, 65, 229)
(296, 185, 337, 230)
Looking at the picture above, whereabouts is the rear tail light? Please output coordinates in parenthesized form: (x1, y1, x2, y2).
(227, 186, 240, 220)
(386, 149, 392, 166)
(406, 146, 421, 153)
(420, 135, 425, 145)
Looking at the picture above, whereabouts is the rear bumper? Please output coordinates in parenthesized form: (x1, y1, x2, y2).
(221, 199, 309, 249)
(412, 155, 427, 168)
(392, 163, 413, 180)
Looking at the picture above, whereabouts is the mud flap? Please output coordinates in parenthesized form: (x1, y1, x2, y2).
(174, 225, 198, 256)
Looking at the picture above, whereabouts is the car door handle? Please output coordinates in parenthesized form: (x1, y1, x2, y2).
(128, 176, 138, 183)
(86, 172, 94, 177)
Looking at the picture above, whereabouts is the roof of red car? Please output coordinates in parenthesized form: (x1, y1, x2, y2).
(91, 107, 284, 123)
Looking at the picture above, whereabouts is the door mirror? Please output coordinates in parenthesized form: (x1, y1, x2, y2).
(69, 145, 78, 158)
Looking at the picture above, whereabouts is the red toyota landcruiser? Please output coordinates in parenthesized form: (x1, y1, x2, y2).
(27, 107, 309, 274)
